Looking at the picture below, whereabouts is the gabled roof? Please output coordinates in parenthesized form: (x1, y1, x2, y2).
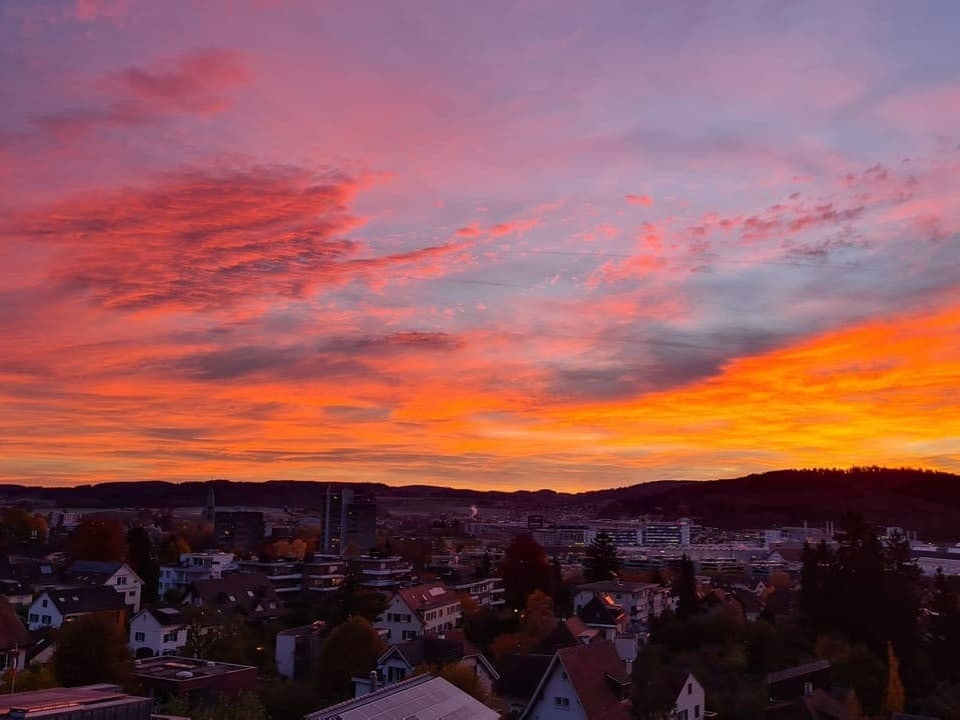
(495, 653, 552, 700)
(522, 641, 631, 720)
(533, 616, 598, 654)
(139, 606, 187, 627)
(0, 597, 31, 650)
(67, 560, 125, 577)
(306, 674, 499, 720)
(40, 586, 127, 615)
(184, 573, 282, 618)
(66, 561, 142, 588)
(767, 659, 831, 685)
(577, 595, 625, 627)
(385, 636, 466, 669)
(395, 584, 460, 613)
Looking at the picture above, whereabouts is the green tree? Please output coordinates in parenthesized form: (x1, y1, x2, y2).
(126, 526, 159, 605)
(520, 590, 556, 641)
(163, 691, 267, 720)
(53, 613, 133, 687)
(499, 534, 551, 609)
(631, 646, 679, 720)
(315, 615, 385, 703)
(584, 531, 621, 582)
(68, 518, 127, 562)
(158, 532, 191, 565)
(0, 664, 57, 693)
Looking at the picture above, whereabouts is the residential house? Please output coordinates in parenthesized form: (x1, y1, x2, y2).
(496, 654, 553, 719)
(659, 671, 706, 720)
(520, 641, 633, 720)
(65, 560, 144, 615)
(375, 584, 461, 644)
(26, 587, 127, 631)
(128, 607, 188, 658)
(767, 660, 832, 705)
(0, 597, 31, 673)
(576, 595, 647, 668)
(444, 575, 506, 609)
(275, 621, 326, 680)
(532, 617, 599, 655)
(158, 551, 235, 598)
(0, 579, 33, 609)
(354, 632, 498, 696)
(306, 674, 499, 720)
(180, 573, 283, 621)
(0, 684, 152, 719)
(573, 580, 669, 627)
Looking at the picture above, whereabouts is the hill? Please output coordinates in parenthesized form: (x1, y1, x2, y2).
(0, 466, 957, 539)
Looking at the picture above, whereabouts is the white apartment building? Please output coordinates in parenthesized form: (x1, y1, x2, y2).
(375, 584, 461, 644)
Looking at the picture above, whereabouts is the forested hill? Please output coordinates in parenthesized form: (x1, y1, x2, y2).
(0, 467, 957, 539)
(589, 467, 960, 540)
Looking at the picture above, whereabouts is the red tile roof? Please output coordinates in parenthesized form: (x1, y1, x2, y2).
(396, 584, 460, 613)
(558, 641, 631, 720)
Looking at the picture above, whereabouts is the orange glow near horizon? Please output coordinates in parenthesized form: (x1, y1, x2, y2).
(2, 3, 960, 490)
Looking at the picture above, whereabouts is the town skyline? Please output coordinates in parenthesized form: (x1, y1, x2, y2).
(2, 2, 960, 490)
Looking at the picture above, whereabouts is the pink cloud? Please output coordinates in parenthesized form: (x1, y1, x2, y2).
(625, 194, 653, 207)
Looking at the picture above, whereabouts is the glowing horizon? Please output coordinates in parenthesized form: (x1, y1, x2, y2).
(1, 1, 959, 490)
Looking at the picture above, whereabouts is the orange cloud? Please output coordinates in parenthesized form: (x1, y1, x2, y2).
(625, 194, 653, 206)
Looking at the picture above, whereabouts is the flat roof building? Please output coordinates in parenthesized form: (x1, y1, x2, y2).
(0, 684, 152, 719)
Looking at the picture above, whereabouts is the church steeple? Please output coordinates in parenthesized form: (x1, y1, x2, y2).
(202, 484, 216, 524)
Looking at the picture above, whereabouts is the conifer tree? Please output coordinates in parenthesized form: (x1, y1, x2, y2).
(584, 531, 621, 582)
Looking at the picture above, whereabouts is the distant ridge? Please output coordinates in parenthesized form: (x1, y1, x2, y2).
(1, 467, 958, 540)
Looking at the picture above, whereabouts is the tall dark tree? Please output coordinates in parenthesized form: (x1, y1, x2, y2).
(799, 540, 837, 634)
(583, 531, 621, 582)
(68, 518, 127, 562)
(929, 567, 960, 681)
(673, 554, 698, 620)
(126, 526, 159, 605)
(631, 645, 679, 720)
(315, 616, 385, 703)
(54, 613, 133, 687)
(499, 534, 551, 609)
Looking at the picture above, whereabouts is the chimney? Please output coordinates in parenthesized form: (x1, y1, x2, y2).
(369, 670, 378, 693)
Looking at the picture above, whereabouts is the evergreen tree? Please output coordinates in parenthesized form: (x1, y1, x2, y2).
(673, 554, 698, 620)
(583, 532, 621, 582)
(315, 616, 385, 703)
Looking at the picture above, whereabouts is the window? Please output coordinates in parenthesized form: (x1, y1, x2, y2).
(561, 671, 568, 680)
(42, 599, 48, 608)
(687, 683, 692, 695)
(116, 576, 127, 586)
(553, 697, 570, 707)
(41, 615, 51, 625)
(29, 614, 38, 623)
(402, 630, 417, 640)
(129, 590, 137, 597)
(163, 631, 179, 643)
(695, 705, 701, 718)
(134, 632, 145, 642)
(678, 711, 688, 720)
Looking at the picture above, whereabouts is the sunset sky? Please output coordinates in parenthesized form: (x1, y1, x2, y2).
(2, 1, 959, 491)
